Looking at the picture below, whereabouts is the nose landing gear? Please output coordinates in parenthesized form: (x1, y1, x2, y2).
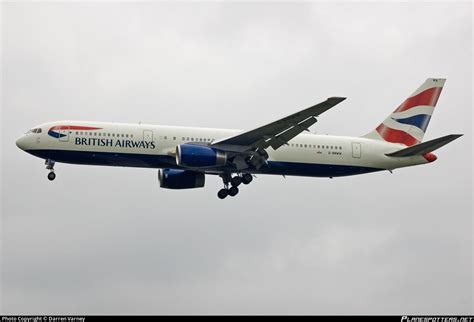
(45, 159, 56, 181)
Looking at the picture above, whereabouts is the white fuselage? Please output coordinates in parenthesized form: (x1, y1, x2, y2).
(16, 120, 431, 177)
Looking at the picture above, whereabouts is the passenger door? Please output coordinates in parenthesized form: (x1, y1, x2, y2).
(352, 142, 361, 158)
(143, 130, 153, 142)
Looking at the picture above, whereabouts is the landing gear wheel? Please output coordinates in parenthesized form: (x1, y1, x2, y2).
(242, 173, 253, 185)
(228, 186, 239, 197)
(217, 189, 228, 199)
(231, 176, 242, 187)
(47, 172, 56, 181)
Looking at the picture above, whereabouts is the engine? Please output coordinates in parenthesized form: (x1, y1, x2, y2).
(158, 169, 205, 189)
(175, 144, 227, 168)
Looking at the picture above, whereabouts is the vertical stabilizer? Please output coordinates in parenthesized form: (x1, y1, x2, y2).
(364, 78, 445, 146)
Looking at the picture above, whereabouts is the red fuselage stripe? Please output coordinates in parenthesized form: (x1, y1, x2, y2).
(49, 126, 102, 131)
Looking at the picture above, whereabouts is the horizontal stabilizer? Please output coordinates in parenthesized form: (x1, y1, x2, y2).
(386, 134, 463, 157)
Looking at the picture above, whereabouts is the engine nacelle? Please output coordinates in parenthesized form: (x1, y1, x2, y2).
(158, 169, 205, 189)
(176, 144, 227, 168)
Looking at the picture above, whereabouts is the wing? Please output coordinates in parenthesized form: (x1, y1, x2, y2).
(211, 97, 346, 152)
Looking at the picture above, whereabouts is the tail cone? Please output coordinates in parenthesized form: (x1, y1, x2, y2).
(423, 152, 437, 163)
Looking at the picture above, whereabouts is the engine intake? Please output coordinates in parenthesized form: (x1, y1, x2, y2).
(176, 144, 227, 168)
(158, 169, 205, 189)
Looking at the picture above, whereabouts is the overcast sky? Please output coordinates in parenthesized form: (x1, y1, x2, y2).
(1, 1, 472, 315)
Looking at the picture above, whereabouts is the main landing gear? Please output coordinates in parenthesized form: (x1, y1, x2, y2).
(45, 159, 56, 181)
(217, 173, 253, 199)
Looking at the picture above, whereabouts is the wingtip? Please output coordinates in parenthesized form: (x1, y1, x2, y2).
(328, 96, 347, 102)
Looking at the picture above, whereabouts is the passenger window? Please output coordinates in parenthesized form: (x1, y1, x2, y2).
(130, 134, 133, 138)
(173, 137, 176, 140)
(191, 138, 194, 141)
(164, 136, 167, 140)
(121, 134, 124, 137)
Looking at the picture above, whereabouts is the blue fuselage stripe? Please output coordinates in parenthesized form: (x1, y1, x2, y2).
(25, 149, 383, 177)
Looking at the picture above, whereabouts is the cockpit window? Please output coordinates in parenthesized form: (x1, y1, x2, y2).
(27, 128, 42, 134)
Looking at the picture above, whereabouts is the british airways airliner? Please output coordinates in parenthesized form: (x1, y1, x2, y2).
(16, 78, 462, 199)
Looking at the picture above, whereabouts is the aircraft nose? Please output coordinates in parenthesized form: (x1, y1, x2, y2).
(16, 136, 27, 150)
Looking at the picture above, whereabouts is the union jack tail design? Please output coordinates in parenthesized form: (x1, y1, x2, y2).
(364, 78, 445, 146)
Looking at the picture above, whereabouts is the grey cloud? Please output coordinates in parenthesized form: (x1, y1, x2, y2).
(1, 1, 472, 315)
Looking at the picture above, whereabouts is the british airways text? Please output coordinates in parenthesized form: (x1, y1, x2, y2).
(75, 138, 156, 149)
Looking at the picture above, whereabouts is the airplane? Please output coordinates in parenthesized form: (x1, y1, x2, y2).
(16, 78, 462, 199)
